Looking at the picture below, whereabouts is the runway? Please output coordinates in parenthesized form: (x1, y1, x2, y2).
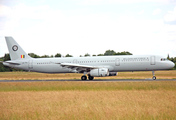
(0, 79, 176, 82)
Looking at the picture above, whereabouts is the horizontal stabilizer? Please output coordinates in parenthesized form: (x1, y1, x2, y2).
(3, 61, 21, 65)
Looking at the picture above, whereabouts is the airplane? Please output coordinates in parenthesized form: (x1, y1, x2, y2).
(2, 36, 175, 80)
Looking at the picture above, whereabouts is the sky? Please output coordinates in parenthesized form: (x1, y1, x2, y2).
(0, 0, 176, 57)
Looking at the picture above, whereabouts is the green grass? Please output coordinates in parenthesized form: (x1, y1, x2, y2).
(0, 81, 176, 92)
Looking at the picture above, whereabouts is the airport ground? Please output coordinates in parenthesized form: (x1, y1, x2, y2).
(0, 71, 176, 119)
(0, 70, 176, 80)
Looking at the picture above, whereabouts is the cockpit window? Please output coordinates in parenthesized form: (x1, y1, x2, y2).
(161, 58, 169, 61)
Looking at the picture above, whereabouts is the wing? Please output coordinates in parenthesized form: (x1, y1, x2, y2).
(56, 63, 99, 73)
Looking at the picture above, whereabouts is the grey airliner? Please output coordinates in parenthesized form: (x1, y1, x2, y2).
(2, 37, 175, 80)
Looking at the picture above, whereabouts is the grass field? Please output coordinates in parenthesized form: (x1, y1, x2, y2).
(0, 71, 176, 119)
(0, 81, 176, 120)
(0, 70, 176, 80)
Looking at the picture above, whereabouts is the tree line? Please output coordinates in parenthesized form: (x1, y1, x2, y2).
(0, 50, 175, 72)
(27, 50, 132, 58)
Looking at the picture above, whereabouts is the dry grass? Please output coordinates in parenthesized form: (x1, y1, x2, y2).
(0, 81, 176, 120)
(0, 70, 176, 80)
(0, 90, 175, 120)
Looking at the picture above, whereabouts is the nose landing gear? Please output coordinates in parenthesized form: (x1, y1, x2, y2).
(152, 71, 156, 80)
(152, 76, 156, 80)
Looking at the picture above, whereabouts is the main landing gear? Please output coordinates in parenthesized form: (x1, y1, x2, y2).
(88, 75, 94, 80)
(81, 75, 87, 80)
(81, 75, 94, 80)
(152, 71, 156, 80)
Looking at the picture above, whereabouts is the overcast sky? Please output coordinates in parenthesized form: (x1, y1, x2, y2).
(0, 0, 176, 57)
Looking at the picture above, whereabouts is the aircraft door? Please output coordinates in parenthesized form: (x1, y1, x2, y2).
(73, 59, 77, 64)
(150, 56, 155, 65)
(28, 60, 33, 71)
(115, 58, 120, 66)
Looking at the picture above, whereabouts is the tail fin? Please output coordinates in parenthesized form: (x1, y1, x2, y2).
(5, 36, 32, 60)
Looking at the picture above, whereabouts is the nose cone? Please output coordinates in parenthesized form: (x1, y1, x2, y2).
(169, 61, 175, 69)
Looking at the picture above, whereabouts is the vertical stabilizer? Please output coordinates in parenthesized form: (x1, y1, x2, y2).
(5, 36, 31, 60)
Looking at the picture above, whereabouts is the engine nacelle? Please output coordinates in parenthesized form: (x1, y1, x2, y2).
(109, 72, 117, 76)
(90, 68, 109, 77)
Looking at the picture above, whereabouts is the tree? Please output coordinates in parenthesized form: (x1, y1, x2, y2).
(104, 50, 116, 56)
(0, 54, 22, 72)
(3, 53, 10, 61)
(97, 54, 104, 56)
(92, 54, 96, 56)
(170, 57, 174, 62)
(115, 51, 132, 55)
(0, 57, 3, 61)
(167, 54, 170, 59)
(0, 62, 5, 72)
(84, 53, 90, 57)
(41, 55, 50, 58)
(173, 57, 176, 63)
(55, 53, 61, 57)
(65, 54, 73, 57)
(28, 53, 40, 58)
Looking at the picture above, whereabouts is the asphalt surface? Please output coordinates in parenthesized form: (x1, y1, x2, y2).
(0, 79, 176, 82)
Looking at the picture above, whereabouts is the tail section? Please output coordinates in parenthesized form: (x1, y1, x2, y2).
(5, 36, 32, 60)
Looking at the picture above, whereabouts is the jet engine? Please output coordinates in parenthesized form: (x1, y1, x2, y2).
(90, 68, 109, 77)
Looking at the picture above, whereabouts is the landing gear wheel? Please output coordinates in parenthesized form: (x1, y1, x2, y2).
(81, 76, 87, 80)
(88, 76, 94, 80)
(152, 76, 156, 80)
(152, 71, 156, 80)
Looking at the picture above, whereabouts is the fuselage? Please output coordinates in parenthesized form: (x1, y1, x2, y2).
(3, 55, 175, 73)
